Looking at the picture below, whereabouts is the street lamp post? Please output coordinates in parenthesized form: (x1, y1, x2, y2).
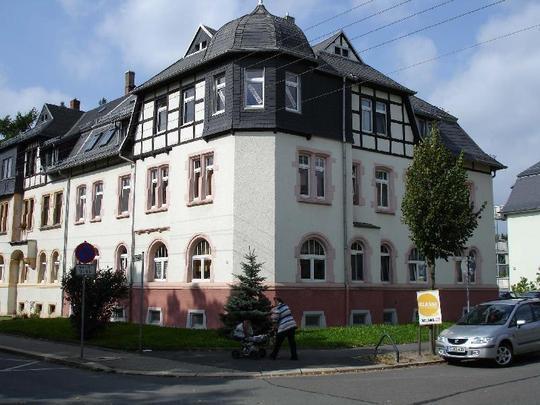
(133, 253, 144, 353)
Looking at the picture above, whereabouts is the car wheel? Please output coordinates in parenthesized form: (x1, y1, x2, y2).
(494, 343, 513, 367)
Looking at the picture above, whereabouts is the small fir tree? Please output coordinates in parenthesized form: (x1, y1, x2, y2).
(221, 249, 272, 334)
(511, 277, 537, 293)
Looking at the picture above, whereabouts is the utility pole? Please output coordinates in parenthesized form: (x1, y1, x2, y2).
(133, 252, 144, 353)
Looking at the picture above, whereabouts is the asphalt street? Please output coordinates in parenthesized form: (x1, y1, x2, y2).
(1, 352, 540, 404)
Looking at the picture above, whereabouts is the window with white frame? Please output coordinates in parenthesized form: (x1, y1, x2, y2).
(467, 249, 477, 283)
(375, 101, 387, 135)
(298, 154, 310, 197)
(300, 239, 326, 281)
(315, 157, 325, 198)
(213, 74, 226, 114)
(205, 155, 213, 197)
(0, 202, 8, 233)
(375, 170, 389, 209)
(455, 255, 464, 283)
(352, 164, 360, 205)
(155, 97, 168, 133)
(118, 175, 131, 215)
(383, 309, 398, 325)
(350, 241, 364, 281)
(187, 310, 207, 329)
(92, 182, 103, 219)
(51, 251, 60, 283)
(2, 157, 12, 179)
(117, 245, 128, 273)
(53, 192, 62, 225)
(152, 243, 168, 281)
(147, 308, 162, 325)
(111, 307, 126, 322)
(408, 248, 427, 282)
(381, 244, 391, 282)
(147, 166, 168, 210)
(0, 256, 4, 282)
(244, 68, 264, 109)
(285, 72, 301, 112)
(192, 239, 211, 281)
(76, 185, 86, 222)
(41, 195, 50, 227)
(24, 148, 37, 176)
(350, 310, 371, 326)
(183, 87, 195, 124)
(48, 304, 56, 315)
(192, 158, 201, 200)
(361, 98, 372, 133)
(302, 311, 326, 328)
(21, 198, 34, 230)
(38, 252, 47, 283)
(189, 153, 214, 203)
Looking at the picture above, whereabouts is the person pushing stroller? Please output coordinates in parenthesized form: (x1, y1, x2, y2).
(231, 320, 270, 359)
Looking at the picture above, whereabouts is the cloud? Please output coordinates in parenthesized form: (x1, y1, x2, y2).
(56, 0, 106, 17)
(429, 2, 540, 204)
(0, 73, 70, 117)
(392, 35, 438, 93)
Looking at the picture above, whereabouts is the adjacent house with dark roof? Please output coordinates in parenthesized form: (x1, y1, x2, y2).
(0, 3, 503, 326)
(502, 161, 540, 285)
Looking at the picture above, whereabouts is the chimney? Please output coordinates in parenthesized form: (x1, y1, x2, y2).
(285, 12, 295, 24)
(125, 71, 135, 95)
(69, 98, 80, 111)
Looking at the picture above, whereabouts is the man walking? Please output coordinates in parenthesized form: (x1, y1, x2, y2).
(270, 297, 298, 360)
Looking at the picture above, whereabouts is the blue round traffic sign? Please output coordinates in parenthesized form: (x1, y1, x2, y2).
(75, 241, 96, 264)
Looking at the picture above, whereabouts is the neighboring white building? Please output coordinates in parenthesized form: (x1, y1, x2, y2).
(502, 161, 540, 287)
(0, 4, 504, 327)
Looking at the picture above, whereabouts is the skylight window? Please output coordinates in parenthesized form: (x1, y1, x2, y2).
(85, 131, 103, 151)
(99, 128, 117, 147)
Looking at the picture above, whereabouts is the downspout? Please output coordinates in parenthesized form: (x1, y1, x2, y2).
(342, 76, 350, 326)
(118, 97, 138, 322)
(58, 169, 71, 317)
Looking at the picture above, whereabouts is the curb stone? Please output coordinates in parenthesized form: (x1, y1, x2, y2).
(0, 344, 444, 379)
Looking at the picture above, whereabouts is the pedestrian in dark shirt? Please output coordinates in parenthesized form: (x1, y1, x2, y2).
(270, 297, 298, 360)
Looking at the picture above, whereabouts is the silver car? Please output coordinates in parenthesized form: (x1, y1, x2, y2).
(436, 298, 540, 366)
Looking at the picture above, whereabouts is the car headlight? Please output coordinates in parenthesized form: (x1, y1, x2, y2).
(436, 335, 446, 343)
(470, 337, 493, 344)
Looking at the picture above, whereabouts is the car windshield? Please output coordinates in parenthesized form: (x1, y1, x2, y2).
(457, 304, 514, 325)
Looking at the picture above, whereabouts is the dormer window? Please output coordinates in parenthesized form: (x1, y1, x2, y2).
(417, 118, 433, 137)
(244, 68, 265, 109)
(334, 46, 349, 58)
(285, 72, 301, 113)
(201, 40, 207, 49)
(155, 97, 168, 133)
(193, 41, 207, 53)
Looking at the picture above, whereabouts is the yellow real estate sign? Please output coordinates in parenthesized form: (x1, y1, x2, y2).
(416, 290, 442, 325)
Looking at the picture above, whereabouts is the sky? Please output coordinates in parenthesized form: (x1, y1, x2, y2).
(0, 0, 539, 207)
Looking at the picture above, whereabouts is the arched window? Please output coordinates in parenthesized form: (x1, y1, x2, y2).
(408, 248, 426, 282)
(50, 251, 60, 283)
(300, 239, 326, 281)
(350, 241, 364, 281)
(116, 245, 128, 273)
(381, 244, 391, 282)
(0, 256, 4, 282)
(192, 239, 211, 280)
(38, 252, 47, 283)
(467, 249, 477, 283)
(151, 242, 168, 281)
(94, 248, 100, 269)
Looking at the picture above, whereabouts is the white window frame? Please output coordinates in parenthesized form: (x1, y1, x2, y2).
(39, 253, 47, 284)
(0, 259, 4, 283)
(380, 244, 391, 282)
(301, 311, 326, 329)
(160, 167, 169, 208)
(0, 202, 8, 233)
(76, 186, 86, 222)
(192, 240, 211, 281)
(186, 309, 207, 329)
(299, 239, 326, 281)
(298, 154, 310, 197)
(111, 306, 126, 322)
(92, 182, 103, 219)
(183, 87, 195, 124)
(22, 198, 34, 230)
(315, 157, 326, 198)
(205, 155, 213, 198)
(153, 244, 168, 281)
(244, 68, 265, 109)
(51, 252, 60, 283)
(350, 241, 364, 281)
(53, 192, 62, 225)
(375, 170, 389, 209)
(350, 310, 372, 326)
(147, 307, 162, 326)
(383, 308, 398, 325)
(352, 164, 359, 205)
(467, 250, 477, 284)
(192, 158, 202, 200)
(117, 245, 128, 273)
(375, 101, 388, 136)
(155, 97, 168, 134)
(361, 98, 373, 133)
(2, 157, 12, 179)
(118, 175, 131, 215)
(285, 72, 301, 113)
(41, 194, 51, 227)
(213, 74, 226, 115)
(408, 249, 427, 283)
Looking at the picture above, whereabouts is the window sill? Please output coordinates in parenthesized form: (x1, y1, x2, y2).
(180, 121, 194, 128)
(285, 108, 302, 114)
(0, 232, 7, 236)
(187, 198, 213, 207)
(191, 279, 211, 283)
(116, 213, 130, 219)
(212, 111, 225, 117)
(146, 206, 168, 215)
(298, 197, 331, 206)
(375, 208, 395, 215)
(90, 217, 102, 223)
(300, 278, 327, 283)
(244, 106, 264, 110)
(74, 221, 85, 226)
(40, 224, 62, 231)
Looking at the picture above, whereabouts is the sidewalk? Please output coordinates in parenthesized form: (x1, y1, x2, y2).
(0, 333, 442, 378)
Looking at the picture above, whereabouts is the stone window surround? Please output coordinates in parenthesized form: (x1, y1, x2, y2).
(146, 163, 169, 214)
(49, 250, 61, 284)
(0, 201, 8, 234)
(37, 251, 47, 284)
(383, 308, 398, 325)
(347, 236, 372, 283)
(184, 234, 216, 283)
(301, 311, 326, 329)
(21, 197, 35, 232)
(352, 160, 366, 206)
(186, 149, 216, 207)
(350, 309, 372, 326)
(90, 180, 104, 222)
(380, 239, 397, 284)
(293, 147, 335, 205)
(294, 232, 335, 283)
(74, 184, 87, 225)
(405, 246, 429, 285)
(465, 246, 482, 284)
(115, 243, 129, 274)
(371, 164, 397, 215)
(186, 309, 207, 329)
(146, 239, 168, 282)
(116, 173, 132, 219)
(147, 306, 163, 326)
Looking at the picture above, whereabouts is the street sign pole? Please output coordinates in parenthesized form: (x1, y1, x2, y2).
(80, 276, 86, 359)
(138, 252, 144, 353)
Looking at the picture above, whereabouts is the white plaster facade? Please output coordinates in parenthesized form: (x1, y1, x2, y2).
(506, 213, 540, 285)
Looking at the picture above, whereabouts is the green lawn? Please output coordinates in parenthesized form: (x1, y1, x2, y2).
(0, 318, 450, 351)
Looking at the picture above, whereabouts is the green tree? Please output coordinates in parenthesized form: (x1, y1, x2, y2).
(0, 108, 37, 140)
(62, 267, 128, 339)
(511, 277, 537, 293)
(221, 249, 272, 334)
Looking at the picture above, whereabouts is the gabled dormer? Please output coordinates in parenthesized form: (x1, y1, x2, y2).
(312, 31, 362, 62)
(36, 105, 53, 125)
(185, 25, 216, 57)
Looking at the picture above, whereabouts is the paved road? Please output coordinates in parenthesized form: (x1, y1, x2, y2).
(1, 352, 540, 404)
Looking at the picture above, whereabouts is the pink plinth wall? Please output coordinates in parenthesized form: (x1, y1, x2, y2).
(125, 285, 498, 329)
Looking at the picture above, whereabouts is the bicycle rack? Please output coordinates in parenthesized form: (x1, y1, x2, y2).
(374, 333, 400, 363)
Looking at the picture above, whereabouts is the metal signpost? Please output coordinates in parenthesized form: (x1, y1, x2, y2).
(74, 241, 97, 360)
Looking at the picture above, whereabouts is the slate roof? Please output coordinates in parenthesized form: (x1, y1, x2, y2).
(312, 32, 342, 55)
(410, 96, 457, 121)
(317, 52, 415, 94)
(502, 170, 540, 214)
(0, 105, 84, 150)
(46, 95, 136, 172)
(517, 160, 540, 177)
(136, 4, 314, 92)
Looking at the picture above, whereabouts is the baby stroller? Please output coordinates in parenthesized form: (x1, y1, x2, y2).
(231, 333, 271, 359)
